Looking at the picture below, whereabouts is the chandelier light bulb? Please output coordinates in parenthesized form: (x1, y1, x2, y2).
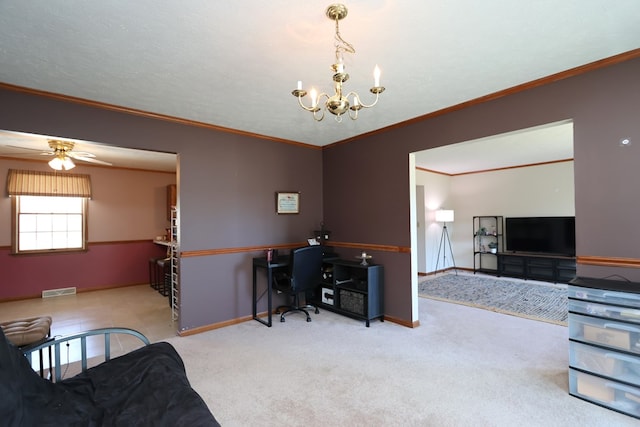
(374, 65, 381, 87)
(310, 88, 318, 108)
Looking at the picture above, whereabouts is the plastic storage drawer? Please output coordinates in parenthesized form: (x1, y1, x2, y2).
(569, 299, 640, 325)
(568, 313, 640, 353)
(570, 341, 640, 384)
(569, 285, 640, 309)
(569, 369, 640, 418)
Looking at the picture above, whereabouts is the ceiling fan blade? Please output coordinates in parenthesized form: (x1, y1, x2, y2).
(71, 155, 112, 166)
(0, 153, 49, 158)
(68, 151, 96, 158)
(5, 144, 48, 152)
(3, 144, 54, 155)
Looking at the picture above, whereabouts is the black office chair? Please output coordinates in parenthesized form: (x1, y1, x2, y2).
(273, 245, 323, 322)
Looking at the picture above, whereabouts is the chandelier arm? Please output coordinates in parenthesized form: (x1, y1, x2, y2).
(313, 108, 325, 121)
(348, 108, 359, 120)
(314, 92, 330, 121)
(347, 91, 380, 109)
(296, 92, 330, 112)
(296, 96, 318, 112)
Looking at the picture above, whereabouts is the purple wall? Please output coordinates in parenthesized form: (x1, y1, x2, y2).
(324, 55, 640, 321)
(2, 53, 640, 330)
(0, 87, 323, 332)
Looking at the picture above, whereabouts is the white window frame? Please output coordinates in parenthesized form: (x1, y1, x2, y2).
(12, 195, 88, 254)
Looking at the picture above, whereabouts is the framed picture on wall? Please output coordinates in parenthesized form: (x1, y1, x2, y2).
(276, 191, 300, 214)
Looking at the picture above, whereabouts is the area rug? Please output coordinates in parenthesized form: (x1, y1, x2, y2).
(418, 274, 568, 325)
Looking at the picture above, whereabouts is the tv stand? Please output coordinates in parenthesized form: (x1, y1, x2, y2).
(497, 252, 576, 283)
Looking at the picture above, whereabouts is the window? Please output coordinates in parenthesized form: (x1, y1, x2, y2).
(13, 195, 88, 253)
(7, 169, 92, 254)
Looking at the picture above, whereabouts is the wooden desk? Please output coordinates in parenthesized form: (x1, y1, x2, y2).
(252, 256, 289, 327)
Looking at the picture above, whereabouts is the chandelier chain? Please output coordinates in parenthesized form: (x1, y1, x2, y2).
(333, 17, 355, 56)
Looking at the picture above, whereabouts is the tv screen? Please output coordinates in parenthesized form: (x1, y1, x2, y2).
(505, 217, 575, 256)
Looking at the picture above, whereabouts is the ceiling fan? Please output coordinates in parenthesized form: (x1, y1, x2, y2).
(9, 140, 113, 170)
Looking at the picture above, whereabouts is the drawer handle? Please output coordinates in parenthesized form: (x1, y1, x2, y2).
(612, 353, 640, 365)
(604, 323, 640, 333)
(603, 292, 640, 301)
(606, 381, 640, 396)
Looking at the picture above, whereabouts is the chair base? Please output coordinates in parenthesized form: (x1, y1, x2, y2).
(275, 304, 319, 322)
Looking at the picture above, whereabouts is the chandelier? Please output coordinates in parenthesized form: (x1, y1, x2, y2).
(48, 141, 76, 171)
(292, 4, 385, 122)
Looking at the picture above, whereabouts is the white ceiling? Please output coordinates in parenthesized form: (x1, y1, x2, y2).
(414, 120, 574, 175)
(0, 1, 638, 170)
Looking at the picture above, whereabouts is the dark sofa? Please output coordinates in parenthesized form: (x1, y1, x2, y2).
(0, 327, 220, 426)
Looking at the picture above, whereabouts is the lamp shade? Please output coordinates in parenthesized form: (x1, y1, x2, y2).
(62, 157, 76, 170)
(435, 209, 454, 223)
(48, 157, 63, 170)
(49, 155, 75, 171)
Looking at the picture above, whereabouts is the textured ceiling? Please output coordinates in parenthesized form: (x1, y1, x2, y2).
(0, 1, 638, 169)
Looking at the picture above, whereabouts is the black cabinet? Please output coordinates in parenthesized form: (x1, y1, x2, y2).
(473, 216, 503, 275)
(313, 260, 383, 327)
(497, 253, 576, 283)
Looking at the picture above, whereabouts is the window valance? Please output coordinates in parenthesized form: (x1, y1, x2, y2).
(6, 169, 92, 198)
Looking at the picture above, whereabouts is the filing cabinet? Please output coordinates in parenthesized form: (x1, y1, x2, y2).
(568, 277, 640, 419)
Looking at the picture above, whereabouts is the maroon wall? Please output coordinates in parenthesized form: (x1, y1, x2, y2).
(0, 241, 166, 299)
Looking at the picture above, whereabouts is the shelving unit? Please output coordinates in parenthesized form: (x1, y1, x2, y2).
(169, 207, 179, 321)
(313, 259, 383, 327)
(568, 277, 640, 419)
(473, 216, 503, 275)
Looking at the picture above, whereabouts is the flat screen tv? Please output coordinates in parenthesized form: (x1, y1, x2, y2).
(505, 216, 575, 256)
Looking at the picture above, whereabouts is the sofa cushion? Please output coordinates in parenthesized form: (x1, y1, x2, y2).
(1, 327, 218, 426)
(0, 316, 52, 347)
(59, 342, 220, 426)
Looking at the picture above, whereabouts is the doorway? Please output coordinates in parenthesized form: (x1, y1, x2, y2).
(409, 120, 575, 323)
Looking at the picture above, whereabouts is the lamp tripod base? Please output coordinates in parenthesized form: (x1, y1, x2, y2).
(435, 224, 457, 275)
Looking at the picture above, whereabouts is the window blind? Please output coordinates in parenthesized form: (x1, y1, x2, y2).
(6, 169, 92, 198)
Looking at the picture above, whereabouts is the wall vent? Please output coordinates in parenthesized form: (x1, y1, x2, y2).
(42, 287, 77, 298)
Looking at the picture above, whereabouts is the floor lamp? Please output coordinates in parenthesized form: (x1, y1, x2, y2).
(435, 209, 457, 275)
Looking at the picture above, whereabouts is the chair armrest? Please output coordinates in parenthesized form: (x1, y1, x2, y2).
(21, 327, 150, 382)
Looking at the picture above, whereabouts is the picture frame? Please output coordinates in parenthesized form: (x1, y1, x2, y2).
(276, 191, 300, 214)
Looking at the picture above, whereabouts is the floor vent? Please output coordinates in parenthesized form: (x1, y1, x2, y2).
(42, 287, 77, 298)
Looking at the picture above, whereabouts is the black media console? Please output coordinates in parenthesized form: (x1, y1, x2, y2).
(497, 252, 576, 283)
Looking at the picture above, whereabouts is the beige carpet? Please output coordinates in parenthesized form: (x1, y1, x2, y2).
(166, 298, 637, 427)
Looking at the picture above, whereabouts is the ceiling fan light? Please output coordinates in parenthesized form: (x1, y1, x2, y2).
(48, 157, 64, 170)
(62, 157, 76, 170)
